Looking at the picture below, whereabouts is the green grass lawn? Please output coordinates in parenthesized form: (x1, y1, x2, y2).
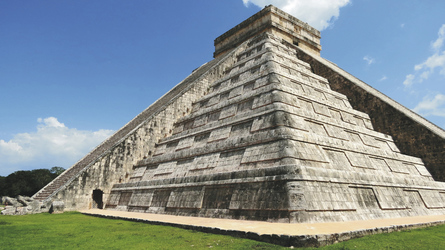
(1, 212, 445, 249)
(0, 212, 283, 249)
(306, 225, 445, 250)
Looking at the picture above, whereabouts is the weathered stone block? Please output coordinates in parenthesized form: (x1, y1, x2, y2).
(33, 5, 445, 225)
(49, 201, 65, 214)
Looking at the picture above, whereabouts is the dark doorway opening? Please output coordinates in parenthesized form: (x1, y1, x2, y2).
(92, 189, 104, 209)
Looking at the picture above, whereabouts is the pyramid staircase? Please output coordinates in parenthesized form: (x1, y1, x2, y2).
(33, 166, 81, 201)
(32, 48, 227, 202)
(106, 29, 445, 223)
(33, 6, 445, 223)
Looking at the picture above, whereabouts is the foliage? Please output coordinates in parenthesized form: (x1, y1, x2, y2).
(0, 167, 65, 197)
(0, 176, 5, 196)
(50, 166, 65, 175)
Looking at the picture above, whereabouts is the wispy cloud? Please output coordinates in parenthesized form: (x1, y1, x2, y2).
(0, 117, 114, 176)
(242, 0, 351, 31)
(414, 52, 445, 80)
(432, 24, 445, 51)
(403, 74, 415, 87)
(379, 75, 388, 81)
(413, 93, 445, 117)
(403, 24, 445, 87)
(363, 55, 375, 65)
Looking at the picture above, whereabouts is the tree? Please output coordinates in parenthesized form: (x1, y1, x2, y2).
(0, 176, 5, 196)
(50, 166, 65, 175)
(0, 167, 65, 197)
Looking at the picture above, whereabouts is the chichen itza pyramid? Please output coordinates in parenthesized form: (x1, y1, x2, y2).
(34, 5, 445, 223)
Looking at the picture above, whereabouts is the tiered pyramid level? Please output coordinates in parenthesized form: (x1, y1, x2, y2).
(34, 5, 445, 223)
(106, 30, 445, 223)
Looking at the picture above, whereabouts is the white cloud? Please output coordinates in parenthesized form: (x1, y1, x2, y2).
(363, 55, 375, 65)
(379, 75, 387, 81)
(403, 24, 445, 87)
(0, 117, 114, 176)
(414, 51, 445, 79)
(242, 0, 351, 30)
(37, 117, 65, 128)
(432, 24, 445, 51)
(403, 74, 415, 87)
(413, 94, 445, 117)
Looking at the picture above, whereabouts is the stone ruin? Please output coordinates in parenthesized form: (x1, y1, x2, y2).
(1, 195, 64, 215)
(32, 5, 445, 223)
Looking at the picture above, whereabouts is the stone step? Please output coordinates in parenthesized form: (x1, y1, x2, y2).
(34, 167, 83, 200)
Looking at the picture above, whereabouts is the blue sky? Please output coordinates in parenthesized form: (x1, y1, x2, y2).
(1, 0, 444, 176)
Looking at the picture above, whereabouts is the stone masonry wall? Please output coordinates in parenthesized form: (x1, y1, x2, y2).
(33, 55, 227, 201)
(51, 46, 244, 210)
(296, 48, 445, 181)
(104, 33, 445, 223)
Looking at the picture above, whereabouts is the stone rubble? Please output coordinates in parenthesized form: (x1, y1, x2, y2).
(1, 195, 64, 215)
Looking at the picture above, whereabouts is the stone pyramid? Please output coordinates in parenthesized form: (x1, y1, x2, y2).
(34, 6, 445, 223)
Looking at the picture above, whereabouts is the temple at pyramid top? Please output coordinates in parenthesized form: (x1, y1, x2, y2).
(214, 5, 321, 58)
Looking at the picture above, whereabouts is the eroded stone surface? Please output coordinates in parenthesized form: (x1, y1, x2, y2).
(0, 196, 51, 215)
(106, 30, 445, 222)
(33, 5, 445, 223)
